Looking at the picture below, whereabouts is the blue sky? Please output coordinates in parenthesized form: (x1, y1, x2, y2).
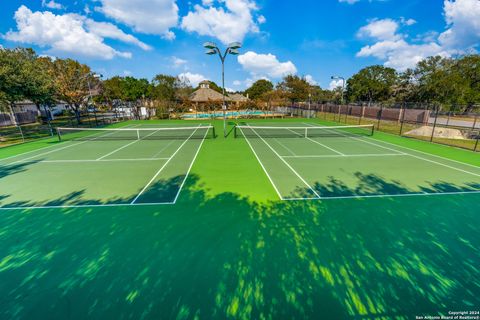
(0, 0, 479, 90)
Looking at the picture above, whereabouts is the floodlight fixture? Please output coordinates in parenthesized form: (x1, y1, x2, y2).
(203, 42, 217, 49)
(228, 42, 242, 50)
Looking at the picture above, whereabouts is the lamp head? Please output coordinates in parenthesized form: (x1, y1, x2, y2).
(228, 48, 240, 55)
(205, 49, 217, 55)
(203, 42, 217, 49)
(228, 42, 242, 50)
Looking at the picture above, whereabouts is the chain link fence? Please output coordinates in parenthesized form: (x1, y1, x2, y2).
(0, 109, 134, 147)
(283, 103, 479, 152)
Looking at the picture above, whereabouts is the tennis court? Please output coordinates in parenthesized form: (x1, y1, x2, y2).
(0, 124, 215, 209)
(236, 122, 480, 200)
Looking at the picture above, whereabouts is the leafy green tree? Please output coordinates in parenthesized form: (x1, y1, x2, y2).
(277, 75, 311, 103)
(51, 58, 96, 123)
(346, 65, 397, 103)
(152, 74, 178, 102)
(0, 48, 39, 124)
(245, 79, 274, 100)
(412, 56, 451, 105)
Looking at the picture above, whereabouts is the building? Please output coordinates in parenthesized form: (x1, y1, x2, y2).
(189, 81, 248, 110)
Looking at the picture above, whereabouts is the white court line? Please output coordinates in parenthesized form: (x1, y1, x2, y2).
(130, 125, 201, 204)
(273, 138, 297, 156)
(246, 125, 322, 199)
(369, 131, 480, 170)
(3, 124, 140, 166)
(303, 122, 480, 178)
(151, 140, 176, 158)
(282, 153, 408, 159)
(282, 190, 480, 201)
(96, 140, 140, 160)
(95, 127, 163, 160)
(171, 127, 210, 204)
(305, 137, 345, 156)
(284, 127, 345, 156)
(0, 202, 175, 211)
(240, 127, 284, 200)
(29, 158, 169, 163)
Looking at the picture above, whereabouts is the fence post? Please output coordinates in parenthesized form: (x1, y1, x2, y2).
(377, 107, 383, 130)
(472, 114, 478, 131)
(430, 107, 439, 142)
(399, 105, 406, 135)
(475, 134, 479, 152)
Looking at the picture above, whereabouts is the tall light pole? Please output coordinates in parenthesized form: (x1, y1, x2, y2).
(203, 41, 241, 137)
(331, 76, 345, 105)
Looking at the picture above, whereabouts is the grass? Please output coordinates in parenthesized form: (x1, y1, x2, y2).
(0, 118, 479, 319)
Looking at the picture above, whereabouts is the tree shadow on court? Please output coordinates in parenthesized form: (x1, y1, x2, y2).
(0, 174, 479, 319)
(312, 172, 480, 197)
(0, 160, 40, 179)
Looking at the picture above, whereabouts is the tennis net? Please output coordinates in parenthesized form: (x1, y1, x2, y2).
(57, 125, 216, 141)
(234, 124, 374, 139)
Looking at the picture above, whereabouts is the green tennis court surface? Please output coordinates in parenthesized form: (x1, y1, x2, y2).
(237, 122, 480, 200)
(1, 119, 479, 319)
(0, 124, 214, 208)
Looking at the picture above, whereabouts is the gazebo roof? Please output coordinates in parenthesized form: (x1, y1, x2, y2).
(228, 93, 249, 102)
(190, 87, 226, 102)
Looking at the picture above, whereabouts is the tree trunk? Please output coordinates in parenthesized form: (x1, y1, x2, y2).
(73, 104, 82, 124)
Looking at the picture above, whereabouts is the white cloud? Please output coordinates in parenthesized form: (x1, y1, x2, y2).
(178, 72, 207, 87)
(85, 20, 152, 51)
(357, 18, 401, 41)
(400, 17, 417, 26)
(4, 6, 139, 59)
(257, 15, 266, 24)
(305, 75, 318, 86)
(172, 56, 187, 68)
(439, 0, 480, 49)
(123, 70, 132, 76)
(238, 51, 297, 78)
(233, 80, 242, 86)
(41, 0, 64, 10)
(329, 79, 344, 90)
(181, 0, 261, 44)
(95, 0, 178, 39)
(356, 1, 480, 71)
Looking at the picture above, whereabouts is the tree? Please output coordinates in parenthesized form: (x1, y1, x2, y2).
(0, 48, 39, 125)
(346, 65, 397, 103)
(51, 58, 95, 124)
(277, 75, 311, 103)
(245, 79, 274, 100)
(29, 56, 57, 119)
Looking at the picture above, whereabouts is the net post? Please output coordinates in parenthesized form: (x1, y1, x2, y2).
(212, 125, 216, 138)
(57, 128, 62, 141)
(370, 124, 375, 136)
(233, 125, 237, 138)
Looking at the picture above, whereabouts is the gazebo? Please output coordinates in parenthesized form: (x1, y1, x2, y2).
(189, 81, 248, 112)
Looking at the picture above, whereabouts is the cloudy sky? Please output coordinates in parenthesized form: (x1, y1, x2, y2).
(0, 0, 479, 90)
